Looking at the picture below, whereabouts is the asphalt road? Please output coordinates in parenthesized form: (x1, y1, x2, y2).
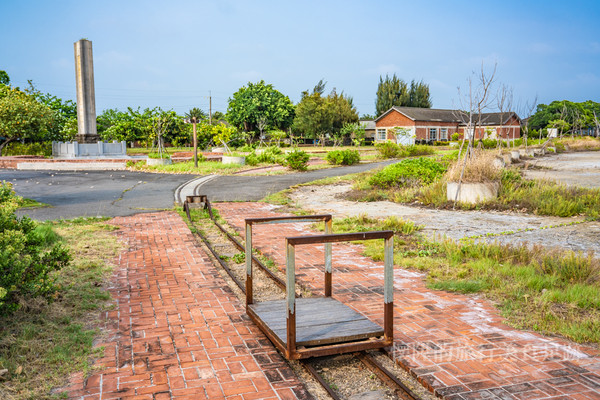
(1, 170, 197, 221)
(1, 161, 396, 220)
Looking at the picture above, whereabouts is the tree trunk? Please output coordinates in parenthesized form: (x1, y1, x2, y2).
(0, 138, 16, 157)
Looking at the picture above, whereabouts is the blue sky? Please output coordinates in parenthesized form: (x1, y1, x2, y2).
(1, 0, 599, 117)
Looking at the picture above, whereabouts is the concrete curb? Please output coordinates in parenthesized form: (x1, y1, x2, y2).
(17, 162, 127, 171)
(174, 175, 217, 205)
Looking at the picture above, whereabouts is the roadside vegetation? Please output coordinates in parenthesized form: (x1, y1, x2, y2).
(0, 182, 121, 399)
(344, 144, 600, 219)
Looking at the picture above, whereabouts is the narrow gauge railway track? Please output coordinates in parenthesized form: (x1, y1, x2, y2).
(183, 197, 427, 400)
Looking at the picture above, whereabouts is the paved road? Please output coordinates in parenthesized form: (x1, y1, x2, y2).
(1, 161, 394, 220)
(197, 160, 396, 202)
(0, 170, 197, 220)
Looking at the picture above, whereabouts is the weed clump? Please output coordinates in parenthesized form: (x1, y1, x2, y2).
(368, 157, 447, 188)
(375, 142, 436, 159)
(326, 149, 361, 165)
(0, 182, 71, 315)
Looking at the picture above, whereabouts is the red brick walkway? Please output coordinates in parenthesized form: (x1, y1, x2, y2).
(65, 211, 310, 400)
(214, 202, 600, 400)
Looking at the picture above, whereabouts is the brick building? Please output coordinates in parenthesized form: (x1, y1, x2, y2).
(374, 106, 521, 144)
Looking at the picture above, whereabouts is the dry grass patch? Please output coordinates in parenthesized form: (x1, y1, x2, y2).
(445, 150, 502, 183)
(556, 137, 600, 151)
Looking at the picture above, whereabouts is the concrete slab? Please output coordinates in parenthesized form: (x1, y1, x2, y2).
(17, 161, 126, 170)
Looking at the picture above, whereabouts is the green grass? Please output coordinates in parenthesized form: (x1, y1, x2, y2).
(401, 238, 600, 344)
(131, 159, 247, 174)
(0, 220, 122, 399)
(18, 197, 49, 209)
(332, 216, 600, 344)
(262, 189, 294, 205)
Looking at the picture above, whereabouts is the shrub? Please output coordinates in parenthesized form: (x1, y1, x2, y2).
(451, 132, 460, 141)
(0, 182, 71, 315)
(245, 152, 259, 166)
(368, 157, 447, 188)
(445, 150, 502, 183)
(284, 149, 310, 171)
(375, 142, 402, 159)
(237, 144, 255, 152)
(4, 142, 52, 157)
(480, 139, 499, 149)
(326, 149, 361, 165)
(406, 144, 435, 156)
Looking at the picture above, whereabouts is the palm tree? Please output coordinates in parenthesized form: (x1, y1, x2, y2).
(185, 108, 207, 167)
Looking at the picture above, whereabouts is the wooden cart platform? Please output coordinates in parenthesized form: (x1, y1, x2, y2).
(244, 216, 394, 360)
(248, 297, 384, 347)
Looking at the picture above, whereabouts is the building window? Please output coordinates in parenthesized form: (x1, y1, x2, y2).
(377, 128, 387, 141)
(440, 128, 448, 141)
(429, 128, 437, 141)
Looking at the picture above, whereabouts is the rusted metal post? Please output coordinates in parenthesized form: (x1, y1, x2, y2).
(286, 240, 296, 359)
(324, 218, 333, 297)
(245, 222, 253, 305)
(383, 236, 394, 342)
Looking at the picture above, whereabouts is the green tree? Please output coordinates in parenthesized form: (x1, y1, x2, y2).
(226, 80, 295, 140)
(376, 74, 408, 117)
(27, 81, 77, 141)
(0, 70, 9, 86)
(211, 111, 225, 122)
(529, 100, 600, 131)
(293, 83, 358, 144)
(97, 108, 150, 143)
(0, 85, 54, 156)
(409, 80, 432, 108)
(186, 107, 206, 167)
(375, 74, 432, 116)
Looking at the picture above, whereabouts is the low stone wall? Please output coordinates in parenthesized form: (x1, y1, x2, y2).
(0, 157, 126, 170)
(52, 141, 127, 158)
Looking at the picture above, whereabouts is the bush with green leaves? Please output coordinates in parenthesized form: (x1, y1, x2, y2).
(406, 144, 435, 156)
(368, 157, 447, 188)
(326, 149, 361, 165)
(245, 146, 284, 166)
(3, 141, 52, 157)
(375, 142, 403, 159)
(284, 149, 310, 171)
(0, 182, 71, 315)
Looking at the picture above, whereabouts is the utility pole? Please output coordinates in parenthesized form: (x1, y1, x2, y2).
(192, 119, 198, 168)
(209, 91, 212, 125)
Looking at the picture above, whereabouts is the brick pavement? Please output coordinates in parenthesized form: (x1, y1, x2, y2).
(65, 211, 310, 400)
(214, 202, 600, 400)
